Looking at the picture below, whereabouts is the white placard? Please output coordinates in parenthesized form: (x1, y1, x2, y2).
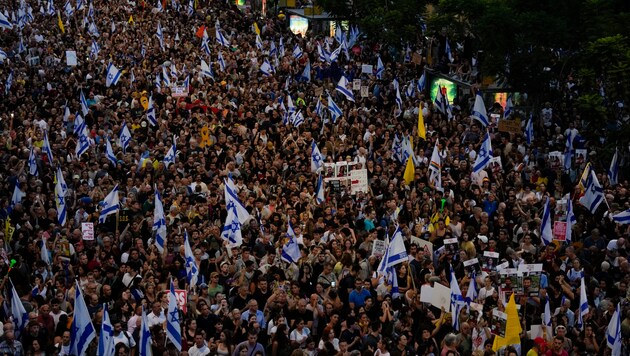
(371, 239, 387, 258)
(66, 50, 77, 66)
(352, 79, 361, 90)
(517, 263, 543, 273)
(360, 86, 369, 98)
(464, 258, 479, 267)
(361, 64, 373, 74)
(350, 169, 368, 195)
(411, 236, 433, 256)
(432, 282, 452, 311)
(81, 222, 94, 240)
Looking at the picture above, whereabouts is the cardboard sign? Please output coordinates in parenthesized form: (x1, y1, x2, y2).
(81, 222, 94, 241)
(553, 221, 567, 241)
(360, 86, 369, 98)
(171, 85, 189, 98)
(361, 64, 373, 74)
(352, 79, 361, 90)
(420, 283, 451, 312)
(174, 289, 187, 313)
(350, 169, 368, 195)
(411, 236, 433, 257)
(498, 119, 521, 135)
(371, 239, 387, 258)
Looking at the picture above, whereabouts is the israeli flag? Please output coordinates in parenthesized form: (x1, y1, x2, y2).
(525, 116, 534, 145)
(155, 72, 162, 92)
(156, 22, 164, 51)
(98, 185, 119, 223)
(417, 73, 426, 92)
(315, 172, 325, 204)
(255, 34, 263, 50)
(279, 36, 285, 57)
(162, 66, 171, 87)
(472, 92, 489, 126)
(73, 114, 86, 136)
(28, 147, 38, 176)
(47, 0, 55, 16)
(63, 0, 73, 16)
(224, 178, 250, 224)
(317, 44, 329, 62)
(504, 94, 513, 118)
(609, 148, 619, 186)
(260, 59, 274, 76)
(17, 36, 26, 54)
(405, 80, 415, 98)
(311, 140, 324, 173)
(472, 132, 492, 173)
(566, 195, 577, 242)
(314, 96, 324, 119)
(395, 86, 402, 117)
(200, 38, 211, 55)
(0, 49, 7, 63)
(42, 131, 54, 164)
(166, 280, 182, 351)
(540, 197, 553, 246)
(187, 0, 193, 15)
(147, 95, 157, 126)
(292, 43, 303, 59)
(76, 0, 84, 11)
(281, 222, 301, 264)
(335, 76, 355, 102)
(300, 61, 311, 82)
(183, 75, 189, 89)
(449, 267, 465, 331)
(606, 303, 622, 356)
(328, 95, 342, 123)
(153, 188, 167, 253)
(216, 27, 230, 47)
(579, 170, 604, 214)
(5, 70, 12, 95)
(613, 209, 630, 225)
(98, 304, 115, 356)
(56, 167, 68, 195)
(139, 306, 153, 356)
(163, 138, 176, 168)
(221, 204, 243, 246)
(0, 11, 12, 30)
(385, 227, 408, 267)
(70, 282, 96, 356)
(200, 59, 214, 80)
(392, 134, 403, 163)
(445, 38, 454, 62)
(376, 236, 391, 275)
(105, 63, 121, 87)
(292, 110, 305, 127)
(9, 281, 28, 338)
(90, 39, 100, 58)
(217, 51, 226, 71)
(87, 1, 93, 17)
(184, 230, 199, 286)
(88, 20, 100, 37)
(576, 275, 589, 331)
(376, 56, 385, 79)
(156, 0, 163, 12)
(80, 90, 89, 116)
(543, 298, 553, 341)
(119, 121, 132, 153)
(329, 46, 341, 63)
(434, 86, 446, 114)
(465, 271, 478, 308)
(105, 136, 117, 165)
(75, 127, 91, 158)
(170, 63, 177, 79)
(63, 101, 70, 123)
(54, 181, 66, 226)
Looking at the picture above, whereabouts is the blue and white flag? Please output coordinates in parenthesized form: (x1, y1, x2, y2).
(105, 63, 121, 87)
(525, 116, 534, 146)
(183, 75, 189, 89)
(75, 127, 91, 158)
(576, 274, 589, 331)
(224, 179, 250, 224)
(40, 235, 51, 265)
(472, 92, 489, 126)
(388, 265, 400, 298)
(119, 121, 132, 154)
(278, 36, 285, 57)
(445, 38, 454, 63)
(385, 227, 408, 267)
(376, 56, 385, 79)
(63, 0, 73, 16)
(0, 11, 13, 30)
(417, 73, 426, 93)
(504, 94, 513, 119)
(5, 70, 13, 95)
(90, 39, 100, 59)
(311, 140, 324, 173)
(9, 281, 28, 338)
(392, 134, 403, 163)
(405, 80, 415, 98)
(87, 1, 93, 17)
(579, 170, 604, 214)
(281, 222, 301, 264)
(292, 110, 304, 127)
(200, 59, 214, 80)
(187, 0, 193, 16)
(98, 304, 115, 356)
(260, 59, 274, 76)
(28, 147, 38, 176)
(255, 34, 263, 50)
(217, 51, 226, 71)
(314, 96, 324, 119)
(315, 172, 325, 204)
(540, 197, 553, 246)
(609, 148, 619, 186)
(70, 282, 96, 356)
(376, 236, 391, 276)
(80, 90, 89, 116)
(56, 167, 68, 195)
(153, 188, 167, 253)
(292, 44, 303, 59)
(17, 36, 26, 54)
(166, 280, 182, 350)
(216, 27, 230, 47)
(465, 271, 478, 307)
(613, 209, 630, 224)
(156, 22, 164, 51)
(566, 195, 576, 242)
(47, 0, 55, 16)
(221, 203, 243, 246)
(163, 138, 176, 168)
(300, 61, 311, 82)
(434, 86, 447, 114)
(147, 95, 157, 126)
(73, 114, 86, 136)
(156, 0, 163, 12)
(162, 66, 170, 87)
(449, 267, 465, 330)
(472, 132, 492, 173)
(183, 230, 199, 287)
(54, 179, 67, 225)
(317, 44, 329, 62)
(105, 136, 117, 165)
(328, 95, 342, 123)
(544, 298, 553, 341)
(76, 0, 84, 11)
(98, 185, 119, 223)
(88, 20, 100, 37)
(336, 76, 355, 102)
(395, 86, 403, 117)
(606, 303, 622, 356)
(42, 131, 54, 164)
(139, 306, 153, 356)
(155, 72, 162, 92)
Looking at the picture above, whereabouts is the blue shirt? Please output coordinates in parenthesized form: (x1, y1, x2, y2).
(349, 288, 371, 308)
(242, 309, 266, 329)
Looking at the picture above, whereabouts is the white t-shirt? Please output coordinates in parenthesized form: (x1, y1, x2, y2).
(290, 327, 311, 347)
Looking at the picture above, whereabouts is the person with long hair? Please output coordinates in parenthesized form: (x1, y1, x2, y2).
(215, 329, 234, 356)
(271, 324, 292, 356)
(184, 319, 199, 351)
(290, 318, 311, 349)
(318, 326, 339, 352)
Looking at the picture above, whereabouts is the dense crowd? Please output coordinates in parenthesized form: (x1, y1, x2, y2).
(0, 0, 629, 355)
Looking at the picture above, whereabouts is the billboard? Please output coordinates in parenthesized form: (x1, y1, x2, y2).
(289, 15, 309, 37)
(429, 78, 456, 104)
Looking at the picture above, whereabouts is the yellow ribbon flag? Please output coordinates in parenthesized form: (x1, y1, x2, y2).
(128, 15, 134, 24)
(418, 104, 426, 140)
(253, 22, 261, 35)
(57, 11, 65, 33)
(403, 155, 415, 185)
(492, 293, 523, 352)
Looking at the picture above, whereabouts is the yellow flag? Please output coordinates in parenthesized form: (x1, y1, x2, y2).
(418, 104, 426, 140)
(492, 293, 523, 352)
(253, 22, 261, 35)
(403, 156, 415, 185)
(577, 162, 591, 193)
(128, 15, 134, 24)
(57, 11, 65, 33)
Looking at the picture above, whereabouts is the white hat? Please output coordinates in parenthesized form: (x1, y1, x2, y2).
(478, 235, 488, 244)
